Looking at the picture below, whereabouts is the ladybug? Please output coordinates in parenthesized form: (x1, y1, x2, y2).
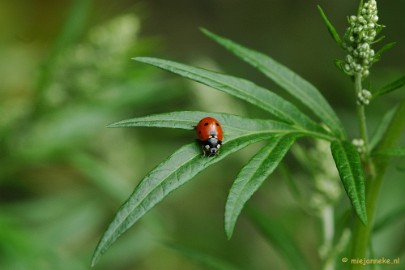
(195, 117, 223, 157)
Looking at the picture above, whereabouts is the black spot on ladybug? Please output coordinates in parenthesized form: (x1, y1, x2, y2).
(204, 122, 209, 126)
(215, 122, 220, 126)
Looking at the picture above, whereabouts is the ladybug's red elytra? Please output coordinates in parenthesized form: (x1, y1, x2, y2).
(195, 117, 223, 157)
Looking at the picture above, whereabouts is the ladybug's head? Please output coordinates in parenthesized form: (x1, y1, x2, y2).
(202, 137, 221, 157)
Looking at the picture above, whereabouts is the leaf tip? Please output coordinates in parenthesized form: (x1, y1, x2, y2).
(225, 225, 234, 240)
(359, 210, 368, 226)
(90, 252, 100, 268)
(132, 56, 149, 63)
(199, 26, 208, 33)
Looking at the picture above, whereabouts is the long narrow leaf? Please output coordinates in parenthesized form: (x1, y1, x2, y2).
(91, 131, 290, 266)
(372, 75, 405, 99)
(317, 5, 343, 47)
(247, 207, 312, 270)
(109, 111, 330, 140)
(134, 57, 329, 137)
(330, 140, 367, 225)
(201, 29, 345, 139)
(225, 135, 297, 239)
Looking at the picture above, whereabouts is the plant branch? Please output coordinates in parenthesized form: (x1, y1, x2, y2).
(350, 98, 405, 269)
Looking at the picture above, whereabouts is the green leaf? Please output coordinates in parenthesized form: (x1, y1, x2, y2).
(372, 75, 405, 99)
(201, 29, 345, 139)
(247, 207, 311, 270)
(166, 243, 240, 270)
(91, 131, 289, 266)
(369, 106, 398, 151)
(108, 111, 328, 140)
(133, 58, 331, 139)
(317, 5, 343, 47)
(330, 140, 367, 225)
(225, 134, 297, 239)
(373, 42, 396, 63)
(374, 147, 405, 157)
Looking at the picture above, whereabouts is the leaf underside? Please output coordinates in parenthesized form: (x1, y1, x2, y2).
(330, 140, 367, 225)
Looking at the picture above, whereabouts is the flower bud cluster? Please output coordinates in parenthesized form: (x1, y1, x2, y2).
(357, 89, 372, 105)
(343, 0, 380, 78)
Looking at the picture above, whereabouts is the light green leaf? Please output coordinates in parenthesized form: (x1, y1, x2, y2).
(201, 29, 345, 139)
(133, 57, 330, 138)
(372, 75, 405, 99)
(225, 134, 297, 239)
(247, 207, 311, 270)
(91, 131, 288, 266)
(369, 106, 398, 151)
(374, 147, 405, 157)
(317, 5, 343, 47)
(166, 243, 240, 270)
(330, 140, 367, 225)
(108, 111, 329, 140)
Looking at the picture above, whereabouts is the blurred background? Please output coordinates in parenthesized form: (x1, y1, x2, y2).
(0, 0, 404, 269)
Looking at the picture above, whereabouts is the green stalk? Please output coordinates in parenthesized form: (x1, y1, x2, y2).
(350, 98, 405, 270)
(354, 73, 370, 156)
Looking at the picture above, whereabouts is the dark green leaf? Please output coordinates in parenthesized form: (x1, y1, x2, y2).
(317, 5, 343, 47)
(330, 140, 367, 225)
(108, 111, 329, 140)
(247, 207, 311, 270)
(370, 106, 399, 151)
(225, 135, 297, 239)
(133, 57, 329, 138)
(373, 42, 396, 63)
(201, 29, 345, 139)
(372, 75, 405, 99)
(166, 243, 240, 270)
(91, 131, 288, 266)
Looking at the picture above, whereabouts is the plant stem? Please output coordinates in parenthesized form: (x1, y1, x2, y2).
(354, 73, 370, 155)
(350, 98, 405, 270)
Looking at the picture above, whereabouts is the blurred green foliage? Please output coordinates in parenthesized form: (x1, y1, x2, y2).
(1, 1, 404, 270)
